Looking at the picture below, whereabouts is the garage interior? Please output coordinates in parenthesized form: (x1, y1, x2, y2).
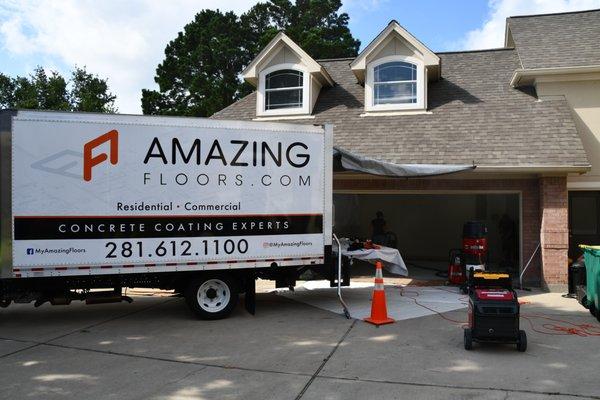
(333, 192, 521, 276)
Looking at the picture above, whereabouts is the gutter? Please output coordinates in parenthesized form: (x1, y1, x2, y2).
(475, 164, 591, 174)
(510, 65, 600, 87)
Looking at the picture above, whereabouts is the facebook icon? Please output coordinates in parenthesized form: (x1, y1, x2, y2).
(26, 248, 34, 255)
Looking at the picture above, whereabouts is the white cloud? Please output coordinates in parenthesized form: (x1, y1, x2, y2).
(458, 0, 600, 50)
(0, 0, 258, 113)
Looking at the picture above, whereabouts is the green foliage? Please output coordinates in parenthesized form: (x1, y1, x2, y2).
(142, 10, 249, 117)
(142, 0, 360, 117)
(254, 0, 360, 59)
(0, 66, 116, 112)
(0, 73, 16, 109)
(71, 67, 117, 113)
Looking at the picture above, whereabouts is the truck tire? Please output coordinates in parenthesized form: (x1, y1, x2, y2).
(464, 328, 473, 350)
(185, 274, 238, 320)
(517, 330, 527, 352)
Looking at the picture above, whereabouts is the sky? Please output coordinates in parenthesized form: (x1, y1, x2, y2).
(1, 0, 599, 114)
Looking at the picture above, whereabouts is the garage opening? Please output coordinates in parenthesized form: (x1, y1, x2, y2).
(569, 191, 600, 260)
(334, 193, 521, 276)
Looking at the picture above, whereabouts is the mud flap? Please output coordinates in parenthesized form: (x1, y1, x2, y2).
(244, 278, 256, 315)
(329, 256, 350, 287)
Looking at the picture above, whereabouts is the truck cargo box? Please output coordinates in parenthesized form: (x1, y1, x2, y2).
(0, 110, 333, 318)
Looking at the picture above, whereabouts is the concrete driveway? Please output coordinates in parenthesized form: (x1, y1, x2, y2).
(0, 287, 598, 400)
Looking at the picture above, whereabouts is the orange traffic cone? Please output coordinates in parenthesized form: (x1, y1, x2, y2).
(364, 261, 395, 326)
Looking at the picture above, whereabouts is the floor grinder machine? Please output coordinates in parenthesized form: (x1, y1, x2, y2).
(463, 271, 527, 352)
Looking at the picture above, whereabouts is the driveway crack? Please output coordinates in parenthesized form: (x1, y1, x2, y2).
(294, 319, 357, 400)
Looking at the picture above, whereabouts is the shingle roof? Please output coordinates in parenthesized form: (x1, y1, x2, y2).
(212, 49, 589, 168)
(507, 9, 600, 69)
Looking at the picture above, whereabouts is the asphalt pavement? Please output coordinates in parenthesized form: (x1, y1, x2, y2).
(0, 287, 598, 400)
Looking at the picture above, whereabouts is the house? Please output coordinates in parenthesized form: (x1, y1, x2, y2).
(212, 9, 600, 290)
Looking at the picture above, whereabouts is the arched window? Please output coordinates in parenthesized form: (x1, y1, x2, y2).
(264, 69, 304, 110)
(373, 61, 417, 105)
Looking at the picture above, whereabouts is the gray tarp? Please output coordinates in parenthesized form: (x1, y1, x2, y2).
(333, 146, 476, 177)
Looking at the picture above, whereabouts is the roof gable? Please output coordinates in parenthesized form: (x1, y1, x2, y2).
(241, 32, 334, 87)
(350, 20, 440, 82)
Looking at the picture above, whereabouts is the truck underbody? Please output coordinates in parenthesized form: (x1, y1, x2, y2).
(0, 247, 346, 319)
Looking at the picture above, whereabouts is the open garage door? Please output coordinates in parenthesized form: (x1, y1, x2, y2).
(334, 193, 520, 275)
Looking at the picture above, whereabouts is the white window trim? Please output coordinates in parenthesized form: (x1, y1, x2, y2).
(365, 55, 425, 112)
(257, 63, 310, 117)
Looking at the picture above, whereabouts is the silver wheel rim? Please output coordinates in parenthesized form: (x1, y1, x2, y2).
(197, 279, 231, 313)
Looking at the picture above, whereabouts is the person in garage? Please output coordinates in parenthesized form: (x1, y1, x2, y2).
(371, 211, 387, 245)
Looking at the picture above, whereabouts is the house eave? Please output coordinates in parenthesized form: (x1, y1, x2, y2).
(510, 65, 600, 87)
(474, 164, 591, 174)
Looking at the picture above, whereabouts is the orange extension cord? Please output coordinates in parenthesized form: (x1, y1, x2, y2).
(520, 311, 600, 337)
(397, 286, 600, 336)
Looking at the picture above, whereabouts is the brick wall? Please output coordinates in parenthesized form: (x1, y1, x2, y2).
(539, 176, 569, 289)
(334, 175, 546, 286)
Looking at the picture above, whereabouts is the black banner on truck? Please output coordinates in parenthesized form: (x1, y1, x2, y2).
(14, 214, 323, 240)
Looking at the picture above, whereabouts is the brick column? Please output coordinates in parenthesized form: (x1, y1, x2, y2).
(539, 176, 569, 291)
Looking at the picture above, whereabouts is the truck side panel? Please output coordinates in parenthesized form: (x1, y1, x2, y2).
(4, 111, 331, 279)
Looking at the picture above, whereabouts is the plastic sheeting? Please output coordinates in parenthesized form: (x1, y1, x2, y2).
(275, 283, 467, 321)
(337, 238, 408, 276)
(333, 146, 476, 178)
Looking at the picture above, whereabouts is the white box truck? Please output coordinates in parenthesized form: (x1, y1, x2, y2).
(0, 110, 333, 319)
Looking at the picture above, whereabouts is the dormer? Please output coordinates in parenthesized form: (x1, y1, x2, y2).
(242, 32, 334, 119)
(351, 21, 440, 113)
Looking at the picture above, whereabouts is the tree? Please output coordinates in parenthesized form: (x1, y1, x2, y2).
(71, 67, 117, 113)
(0, 73, 16, 109)
(142, 0, 360, 117)
(142, 9, 248, 117)
(0, 67, 70, 111)
(250, 0, 360, 59)
(0, 66, 116, 112)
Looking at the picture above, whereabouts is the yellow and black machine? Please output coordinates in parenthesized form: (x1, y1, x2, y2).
(464, 271, 527, 352)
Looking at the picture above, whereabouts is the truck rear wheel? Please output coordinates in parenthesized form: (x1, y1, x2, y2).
(517, 330, 527, 352)
(463, 328, 473, 350)
(185, 274, 238, 320)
